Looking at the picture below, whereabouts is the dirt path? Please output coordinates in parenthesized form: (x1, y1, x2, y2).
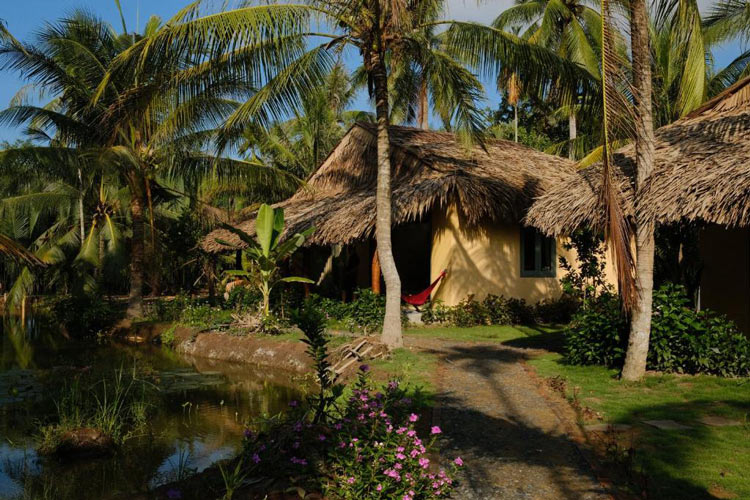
(407, 337, 611, 500)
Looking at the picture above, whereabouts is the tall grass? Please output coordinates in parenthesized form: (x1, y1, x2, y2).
(39, 365, 155, 451)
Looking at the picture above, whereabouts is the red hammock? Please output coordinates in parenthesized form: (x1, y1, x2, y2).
(401, 270, 447, 308)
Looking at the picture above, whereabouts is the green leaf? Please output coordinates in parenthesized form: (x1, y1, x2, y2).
(279, 276, 314, 284)
(270, 206, 285, 249)
(255, 204, 275, 256)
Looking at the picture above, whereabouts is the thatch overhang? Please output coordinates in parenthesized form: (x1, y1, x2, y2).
(202, 123, 575, 253)
(526, 76, 750, 235)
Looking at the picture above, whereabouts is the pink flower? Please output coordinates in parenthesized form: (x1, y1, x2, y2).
(396, 427, 407, 434)
(318, 434, 327, 441)
(408, 413, 419, 422)
(376, 484, 382, 491)
(394, 462, 403, 470)
(396, 453, 406, 460)
(431, 426, 442, 435)
(347, 477, 355, 484)
(454, 457, 464, 466)
(251, 453, 261, 464)
(407, 430, 417, 437)
(402, 495, 412, 500)
(419, 457, 430, 469)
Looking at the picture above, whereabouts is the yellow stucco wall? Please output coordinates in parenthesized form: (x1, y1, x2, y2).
(430, 204, 617, 306)
(699, 225, 750, 335)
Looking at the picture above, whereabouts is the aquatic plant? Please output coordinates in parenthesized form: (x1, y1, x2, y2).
(219, 459, 247, 500)
(37, 365, 155, 454)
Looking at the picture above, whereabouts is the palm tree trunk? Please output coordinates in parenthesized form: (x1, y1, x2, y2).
(418, 77, 429, 130)
(372, 50, 403, 349)
(622, 0, 656, 381)
(127, 179, 146, 319)
(568, 112, 577, 160)
(96, 230, 104, 280)
(78, 168, 85, 242)
(514, 104, 518, 142)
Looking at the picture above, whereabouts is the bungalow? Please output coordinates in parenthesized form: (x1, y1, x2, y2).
(527, 76, 750, 333)
(203, 123, 615, 306)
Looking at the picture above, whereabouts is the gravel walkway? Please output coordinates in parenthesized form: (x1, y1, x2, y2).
(408, 338, 611, 500)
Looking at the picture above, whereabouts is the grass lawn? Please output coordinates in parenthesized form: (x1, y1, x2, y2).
(406, 323, 566, 350)
(529, 352, 750, 499)
(397, 323, 749, 499)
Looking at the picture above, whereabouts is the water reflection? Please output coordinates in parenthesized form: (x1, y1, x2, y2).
(0, 316, 305, 499)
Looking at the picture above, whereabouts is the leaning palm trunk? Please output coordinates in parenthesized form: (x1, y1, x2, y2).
(622, 0, 657, 381)
(126, 179, 146, 319)
(372, 50, 403, 349)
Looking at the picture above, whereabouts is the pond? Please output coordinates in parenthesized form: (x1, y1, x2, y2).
(0, 315, 305, 499)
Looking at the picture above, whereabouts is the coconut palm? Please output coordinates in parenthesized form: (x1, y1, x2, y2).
(106, 0, 596, 347)
(494, 0, 602, 158)
(704, 0, 750, 45)
(596, 0, 656, 381)
(0, 10, 299, 317)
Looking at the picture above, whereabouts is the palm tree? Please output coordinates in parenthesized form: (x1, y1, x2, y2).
(109, 0, 597, 347)
(0, 10, 298, 318)
(602, 0, 657, 381)
(494, 0, 602, 159)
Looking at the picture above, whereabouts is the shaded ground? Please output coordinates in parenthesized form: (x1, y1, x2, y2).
(407, 336, 611, 500)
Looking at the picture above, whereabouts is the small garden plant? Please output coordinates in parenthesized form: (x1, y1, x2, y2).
(241, 368, 461, 499)
(217, 204, 314, 319)
(233, 302, 462, 499)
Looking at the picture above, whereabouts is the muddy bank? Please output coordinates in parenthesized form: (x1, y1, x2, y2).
(175, 330, 310, 373)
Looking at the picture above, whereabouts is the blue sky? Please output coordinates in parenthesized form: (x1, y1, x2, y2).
(0, 0, 743, 142)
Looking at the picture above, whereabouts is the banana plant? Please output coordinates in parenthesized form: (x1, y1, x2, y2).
(217, 204, 313, 318)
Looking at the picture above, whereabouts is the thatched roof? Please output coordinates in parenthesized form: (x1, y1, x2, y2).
(526, 76, 750, 235)
(202, 123, 575, 253)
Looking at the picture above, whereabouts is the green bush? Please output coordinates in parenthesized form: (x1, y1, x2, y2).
(144, 293, 194, 321)
(447, 297, 490, 327)
(534, 295, 579, 324)
(179, 303, 232, 329)
(224, 285, 262, 311)
(421, 300, 450, 325)
(160, 324, 177, 348)
(648, 284, 749, 376)
(564, 292, 628, 367)
(308, 289, 404, 333)
(482, 294, 512, 325)
(421, 294, 574, 327)
(49, 293, 118, 336)
(564, 284, 750, 377)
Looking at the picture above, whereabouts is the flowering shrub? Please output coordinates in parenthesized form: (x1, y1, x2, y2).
(242, 367, 462, 499)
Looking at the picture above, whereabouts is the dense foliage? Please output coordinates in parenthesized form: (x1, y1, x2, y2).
(564, 284, 750, 376)
(421, 294, 578, 327)
(307, 289, 406, 333)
